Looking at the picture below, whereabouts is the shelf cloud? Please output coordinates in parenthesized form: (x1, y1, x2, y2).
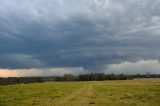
(0, 0, 160, 76)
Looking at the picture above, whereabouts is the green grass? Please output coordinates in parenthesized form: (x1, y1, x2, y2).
(0, 79, 160, 106)
(0, 82, 89, 106)
(92, 80, 160, 106)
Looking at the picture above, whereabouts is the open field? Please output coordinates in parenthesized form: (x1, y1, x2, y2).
(0, 79, 160, 106)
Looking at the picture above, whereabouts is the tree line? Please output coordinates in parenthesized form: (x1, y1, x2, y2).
(0, 73, 160, 85)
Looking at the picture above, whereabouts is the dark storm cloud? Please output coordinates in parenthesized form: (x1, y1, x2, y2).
(0, 0, 160, 70)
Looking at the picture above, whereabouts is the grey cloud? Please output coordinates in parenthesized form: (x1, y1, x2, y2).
(0, 0, 160, 72)
(105, 60, 160, 74)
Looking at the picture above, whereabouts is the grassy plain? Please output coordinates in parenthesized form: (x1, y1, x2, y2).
(0, 79, 160, 106)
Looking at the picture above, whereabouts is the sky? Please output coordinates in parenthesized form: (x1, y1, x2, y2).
(0, 0, 160, 77)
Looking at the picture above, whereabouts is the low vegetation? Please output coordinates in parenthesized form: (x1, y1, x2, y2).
(0, 79, 160, 106)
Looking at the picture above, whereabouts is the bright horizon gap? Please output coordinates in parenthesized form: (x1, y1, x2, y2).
(1, 60, 160, 77)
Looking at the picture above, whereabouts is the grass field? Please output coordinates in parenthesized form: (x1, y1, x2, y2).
(0, 79, 160, 106)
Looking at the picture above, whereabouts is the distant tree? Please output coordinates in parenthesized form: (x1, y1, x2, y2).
(146, 72, 151, 78)
(64, 74, 75, 81)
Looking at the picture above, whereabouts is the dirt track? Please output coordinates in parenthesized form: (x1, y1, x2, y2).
(56, 85, 95, 106)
